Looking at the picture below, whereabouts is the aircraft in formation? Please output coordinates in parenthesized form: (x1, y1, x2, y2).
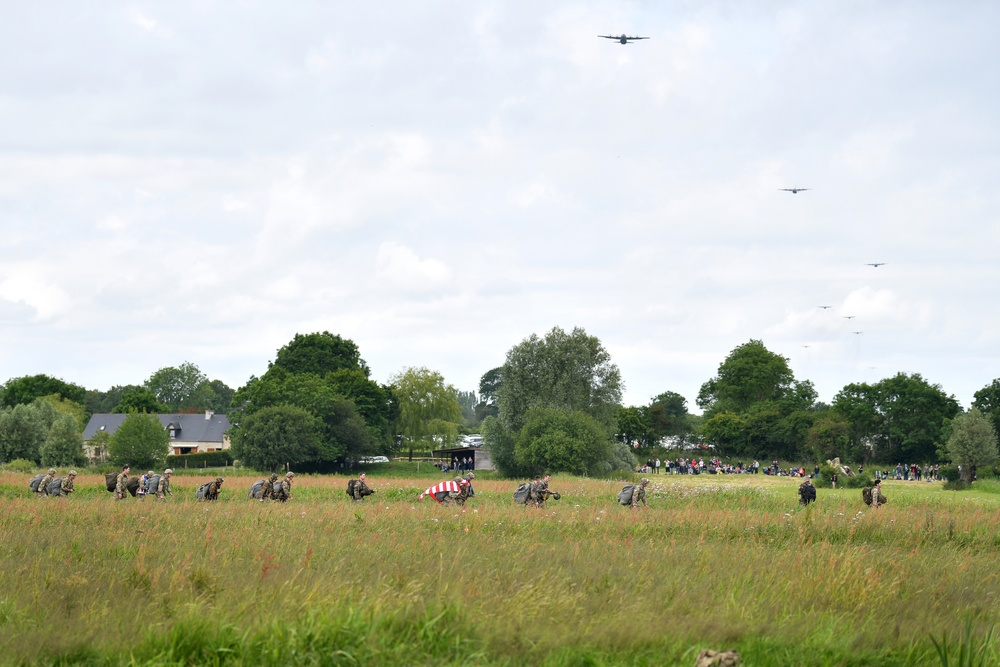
(599, 34, 649, 44)
(866, 262, 886, 267)
(779, 188, 809, 194)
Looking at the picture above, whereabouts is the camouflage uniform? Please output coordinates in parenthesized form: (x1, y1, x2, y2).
(205, 477, 224, 501)
(37, 470, 55, 497)
(798, 480, 816, 505)
(352, 475, 373, 502)
(156, 470, 173, 499)
(631, 479, 649, 508)
(260, 474, 278, 501)
(453, 473, 475, 506)
(115, 470, 130, 500)
(529, 476, 553, 507)
(871, 483, 885, 508)
(58, 473, 76, 497)
(273, 473, 294, 502)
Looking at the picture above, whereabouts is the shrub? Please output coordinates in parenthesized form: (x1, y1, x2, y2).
(939, 465, 971, 490)
(814, 463, 839, 488)
(1, 458, 37, 473)
(843, 473, 875, 489)
(166, 450, 234, 469)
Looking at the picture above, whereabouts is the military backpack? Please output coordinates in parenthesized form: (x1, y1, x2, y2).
(512, 482, 531, 504)
(249, 479, 266, 499)
(105, 473, 118, 492)
(618, 484, 636, 506)
(29, 474, 44, 492)
(47, 478, 64, 495)
(861, 486, 873, 506)
(146, 474, 162, 495)
(346, 479, 358, 498)
(196, 482, 213, 500)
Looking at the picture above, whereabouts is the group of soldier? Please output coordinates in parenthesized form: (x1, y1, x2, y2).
(249, 471, 296, 502)
(33, 468, 77, 497)
(113, 464, 174, 499)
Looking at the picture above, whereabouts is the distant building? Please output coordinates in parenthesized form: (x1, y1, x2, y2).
(83, 410, 231, 457)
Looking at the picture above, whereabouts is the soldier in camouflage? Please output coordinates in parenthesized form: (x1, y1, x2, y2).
(453, 472, 475, 506)
(273, 471, 294, 502)
(205, 477, 224, 501)
(260, 473, 279, 501)
(352, 472, 375, 502)
(156, 469, 173, 500)
(115, 465, 131, 500)
(37, 468, 56, 497)
(630, 478, 649, 508)
(56, 471, 77, 497)
(529, 473, 557, 507)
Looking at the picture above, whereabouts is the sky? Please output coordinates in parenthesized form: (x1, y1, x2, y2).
(1, 1, 998, 413)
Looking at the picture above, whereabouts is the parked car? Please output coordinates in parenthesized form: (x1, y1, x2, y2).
(359, 456, 390, 463)
(461, 434, 483, 447)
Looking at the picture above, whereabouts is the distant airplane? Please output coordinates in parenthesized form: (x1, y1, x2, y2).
(818, 305, 832, 309)
(852, 331, 864, 335)
(866, 262, 886, 267)
(843, 315, 856, 320)
(779, 188, 809, 194)
(802, 345, 811, 349)
(599, 34, 649, 44)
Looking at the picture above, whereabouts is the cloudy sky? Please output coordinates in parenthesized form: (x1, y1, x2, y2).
(1, 1, 997, 411)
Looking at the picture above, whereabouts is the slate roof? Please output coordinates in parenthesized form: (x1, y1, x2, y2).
(84, 412, 230, 443)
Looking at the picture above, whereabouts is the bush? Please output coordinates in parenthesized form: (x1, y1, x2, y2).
(166, 450, 235, 469)
(1, 458, 37, 473)
(939, 465, 971, 490)
(814, 463, 839, 488)
(843, 473, 875, 489)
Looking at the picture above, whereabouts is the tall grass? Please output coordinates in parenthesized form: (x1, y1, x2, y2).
(0, 472, 997, 665)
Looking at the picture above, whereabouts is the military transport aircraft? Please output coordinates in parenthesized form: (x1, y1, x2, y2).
(779, 188, 809, 194)
(599, 34, 649, 44)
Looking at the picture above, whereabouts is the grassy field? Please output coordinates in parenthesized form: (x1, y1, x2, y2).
(0, 470, 997, 666)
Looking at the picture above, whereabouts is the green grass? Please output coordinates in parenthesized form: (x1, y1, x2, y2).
(1, 472, 998, 666)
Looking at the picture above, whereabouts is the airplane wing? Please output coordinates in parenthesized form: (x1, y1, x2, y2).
(598, 35, 618, 39)
(628, 36, 650, 40)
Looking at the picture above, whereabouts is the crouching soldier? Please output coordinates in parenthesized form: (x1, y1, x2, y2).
(529, 473, 560, 507)
(205, 477, 224, 501)
(631, 478, 649, 508)
(38, 468, 56, 497)
(273, 471, 294, 502)
(56, 471, 77, 497)
(262, 473, 279, 501)
(451, 472, 475, 506)
(352, 472, 375, 502)
(798, 478, 817, 505)
(156, 469, 173, 500)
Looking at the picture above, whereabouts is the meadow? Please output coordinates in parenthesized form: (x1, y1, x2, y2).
(0, 469, 998, 666)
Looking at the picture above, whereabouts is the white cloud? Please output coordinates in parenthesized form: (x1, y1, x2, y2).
(375, 242, 452, 294)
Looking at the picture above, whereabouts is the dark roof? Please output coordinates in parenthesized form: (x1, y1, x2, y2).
(84, 412, 230, 443)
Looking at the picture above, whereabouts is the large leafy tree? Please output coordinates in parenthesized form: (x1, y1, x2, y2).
(41, 414, 85, 467)
(1, 375, 86, 408)
(230, 333, 392, 467)
(617, 405, 653, 447)
(487, 326, 623, 477)
(807, 412, 851, 462)
(144, 362, 215, 412)
(972, 379, 1000, 442)
(515, 407, 612, 476)
(697, 340, 817, 459)
(390, 367, 463, 458)
(108, 412, 169, 470)
(648, 391, 691, 440)
(113, 388, 165, 414)
(0, 403, 49, 463)
(833, 373, 959, 464)
(946, 408, 998, 483)
(230, 404, 322, 471)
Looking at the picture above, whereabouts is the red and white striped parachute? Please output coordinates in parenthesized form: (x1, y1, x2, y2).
(419, 480, 463, 503)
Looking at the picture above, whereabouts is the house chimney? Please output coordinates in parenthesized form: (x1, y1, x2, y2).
(205, 410, 214, 420)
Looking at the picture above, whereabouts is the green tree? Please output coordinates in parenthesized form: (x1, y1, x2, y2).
(108, 412, 169, 470)
(498, 327, 622, 435)
(144, 362, 214, 412)
(946, 408, 998, 483)
(1, 375, 86, 408)
(697, 340, 797, 417)
(515, 407, 612, 475)
(114, 388, 165, 414)
(88, 429, 111, 463)
(972, 379, 1000, 443)
(36, 394, 86, 430)
(390, 367, 463, 458)
(617, 406, 653, 447)
(807, 412, 851, 462)
(0, 403, 49, 463)
(833, 373, 959, 464)
(229, 404, 322, 471)
(648, 391, 691, 439)
(272, 331, 367, 376)
(85, 385, 144, 415)
(487, 326, 623, 477)
(41, 414, 85, 467)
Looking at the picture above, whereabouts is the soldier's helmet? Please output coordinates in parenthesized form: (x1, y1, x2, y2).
(270, 474, 279, 482)
(216, 477, 224, 483)
(286, 471, 295, 478)
(147, 471, 154, 476)
(466, 472, 476, 480)
(68, 470, 77, 476)
(164, 469, 173, 475)
(48, 468, 56, 475)
(641, 478, 650, 485)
